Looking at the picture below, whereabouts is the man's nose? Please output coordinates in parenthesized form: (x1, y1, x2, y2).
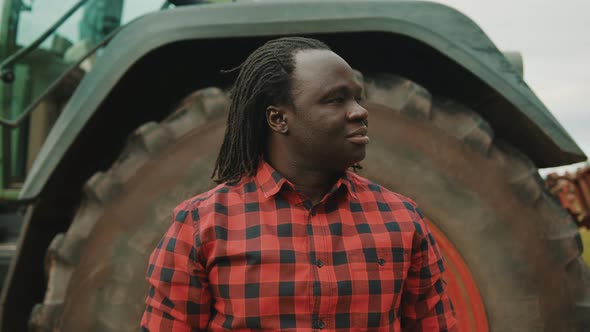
(347, 103, 369, 124)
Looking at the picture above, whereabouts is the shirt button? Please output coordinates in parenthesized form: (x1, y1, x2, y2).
(314, 320, 325, 329)
(316, 259, 324, 268)
(378, 258, 386, 266)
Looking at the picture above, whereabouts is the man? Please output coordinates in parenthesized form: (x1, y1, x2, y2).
(141, 37, 456, 331)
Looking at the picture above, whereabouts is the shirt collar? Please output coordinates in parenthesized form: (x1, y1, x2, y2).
(254, 160, 358, 200)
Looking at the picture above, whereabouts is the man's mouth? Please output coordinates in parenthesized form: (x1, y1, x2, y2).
(347, 127, 370, 145)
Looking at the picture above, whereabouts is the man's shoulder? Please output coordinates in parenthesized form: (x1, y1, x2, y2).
(347, 171, 419, 210)
(174, 180, 249, 213)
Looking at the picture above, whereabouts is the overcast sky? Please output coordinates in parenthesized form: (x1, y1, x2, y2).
(434, 0, 590, 174)
(15, 0, 590, 173)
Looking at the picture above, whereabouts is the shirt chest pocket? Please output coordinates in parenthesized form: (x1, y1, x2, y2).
(347, 248, 399, 288)
(346, 247, 408, 322)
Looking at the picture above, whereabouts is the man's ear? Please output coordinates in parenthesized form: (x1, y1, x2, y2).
(266, 105, 289, 134)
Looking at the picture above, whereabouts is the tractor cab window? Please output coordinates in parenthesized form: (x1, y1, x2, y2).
(0, 0, 162, 198)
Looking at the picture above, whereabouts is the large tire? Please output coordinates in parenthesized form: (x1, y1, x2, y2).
(29, 88, 230, 332)
(30, 76, 590, 331)
(362, 74, 590, 331)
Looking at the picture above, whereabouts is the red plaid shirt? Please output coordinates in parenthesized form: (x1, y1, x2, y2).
(141, 160, 456, 331)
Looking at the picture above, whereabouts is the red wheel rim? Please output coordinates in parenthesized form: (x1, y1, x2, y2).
(426, 219, 489, 332)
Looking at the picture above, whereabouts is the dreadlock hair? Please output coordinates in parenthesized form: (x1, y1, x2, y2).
(212, 36, 330, 184)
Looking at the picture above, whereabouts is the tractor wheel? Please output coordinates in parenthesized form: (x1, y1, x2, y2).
(362, 73, 590, 331)
(29, 75, 590, 331)
(29, 87, 230, 332)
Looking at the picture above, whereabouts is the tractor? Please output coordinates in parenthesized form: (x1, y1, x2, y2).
(0, 0, 589, 331)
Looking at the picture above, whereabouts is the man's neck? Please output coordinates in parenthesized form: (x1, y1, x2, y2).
(265, 155, 342, 205)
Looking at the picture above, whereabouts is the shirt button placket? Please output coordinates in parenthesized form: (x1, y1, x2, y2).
(308, 205, 325, 331)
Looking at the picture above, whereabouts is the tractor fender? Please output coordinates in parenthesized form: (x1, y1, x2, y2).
(21, 0, 586, 200)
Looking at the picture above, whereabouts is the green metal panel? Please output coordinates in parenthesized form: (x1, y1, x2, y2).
(0, 188, 20, 201)
(20, 0, 587, 200)
(0, 0, 20, 192)
(0, 0, 19, 57)
(9, 65, 29, 182)
(80, 0, 124, 44)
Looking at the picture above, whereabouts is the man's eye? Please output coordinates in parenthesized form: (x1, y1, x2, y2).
(328, 97, 345, 104)
(355, 96, 364, 103)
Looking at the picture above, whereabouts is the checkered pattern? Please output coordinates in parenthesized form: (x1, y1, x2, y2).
(141, 160, 457, 331)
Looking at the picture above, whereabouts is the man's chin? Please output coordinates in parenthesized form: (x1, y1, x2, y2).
(315, 149, 366, 172)
(345, 153, 366, 170)
(352, 149, 367, 163)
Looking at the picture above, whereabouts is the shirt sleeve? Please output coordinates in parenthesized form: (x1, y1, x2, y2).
(140, 204, 211, 331)
(401, 206, 457, 331)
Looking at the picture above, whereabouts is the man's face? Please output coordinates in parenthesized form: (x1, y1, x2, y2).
(285, 49, 369, 171)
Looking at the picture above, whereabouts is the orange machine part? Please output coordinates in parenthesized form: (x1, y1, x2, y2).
(426, 219, 489, 332)
(546, 166, 590, 228)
